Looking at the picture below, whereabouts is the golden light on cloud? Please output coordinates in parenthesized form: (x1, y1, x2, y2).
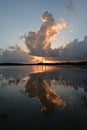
(25, 11, 67, 58)
(32, 56, 43, 63)
(32, 55, 58, 63)
(21, 44, 29, 53)
(45, 18, 67, 43)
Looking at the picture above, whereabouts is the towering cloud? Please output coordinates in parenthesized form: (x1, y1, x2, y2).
(1, 35, 87, 63)
(24, 11, 87, 62)
(25, 11, 66, 57)
(0, 11, 87, 63)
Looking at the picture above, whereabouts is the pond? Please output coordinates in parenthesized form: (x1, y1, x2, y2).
(0, 66, 87, 130)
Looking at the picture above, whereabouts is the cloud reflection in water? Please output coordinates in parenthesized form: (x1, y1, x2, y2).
(0, 66, 87, 129)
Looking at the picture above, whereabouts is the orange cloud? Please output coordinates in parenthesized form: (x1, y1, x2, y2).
(25, 11, 67, 57)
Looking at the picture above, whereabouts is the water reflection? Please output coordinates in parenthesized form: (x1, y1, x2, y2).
(0, 66, 87, 129)
(25, 74, 67, 116)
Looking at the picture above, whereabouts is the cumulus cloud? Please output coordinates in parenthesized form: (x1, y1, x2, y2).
(24, 11, 87, 62)
(0, 36, 87, 63)
(0, 44, 33, 63)
(0, 48, 4, 55)
(58, 36, 87, 61)
(0, 11, 86, 63)
(25, 11, 66, 57)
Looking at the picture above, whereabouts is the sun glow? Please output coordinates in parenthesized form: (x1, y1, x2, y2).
(32, 56, 44, 63)
(32, 56, 58, 63)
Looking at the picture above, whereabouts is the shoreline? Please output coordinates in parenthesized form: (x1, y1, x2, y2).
(0, 61, 87, 66)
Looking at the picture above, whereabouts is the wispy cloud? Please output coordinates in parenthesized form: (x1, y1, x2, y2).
(62, 0, 75, 12)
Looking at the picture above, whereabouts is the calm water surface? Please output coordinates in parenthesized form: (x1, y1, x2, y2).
(0, 66, 87, 130)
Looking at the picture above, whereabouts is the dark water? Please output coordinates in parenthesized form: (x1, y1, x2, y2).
(0, 66, 87, 130)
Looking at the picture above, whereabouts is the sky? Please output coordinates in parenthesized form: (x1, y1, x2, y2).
(0, 0, 87, 63)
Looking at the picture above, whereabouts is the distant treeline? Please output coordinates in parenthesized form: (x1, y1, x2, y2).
(0, 61, 87, 66)
(37, 61, 87, 66)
